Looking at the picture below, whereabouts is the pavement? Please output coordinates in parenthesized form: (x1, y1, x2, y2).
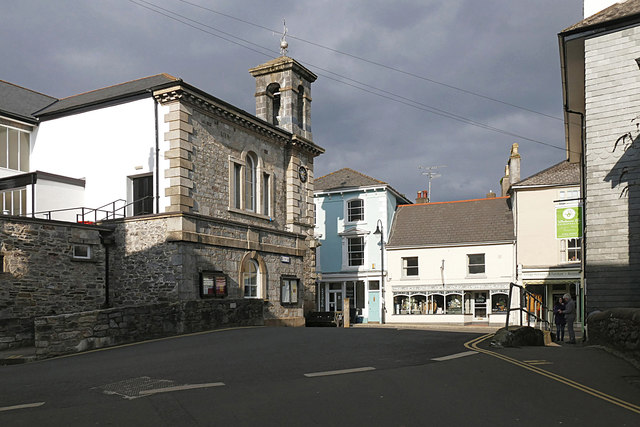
(0, 345, 37, 365)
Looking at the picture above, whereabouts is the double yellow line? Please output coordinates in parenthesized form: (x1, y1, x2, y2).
(465, 334, 640, 415)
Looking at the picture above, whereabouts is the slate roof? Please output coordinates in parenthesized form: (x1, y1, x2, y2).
(35, 74, 179, 117)
(512, 161, 580, 187)
(0, 80, 57, 123)
(561, 0, 640, 35)
(315, 168, 387, 192)
(387, 197, 514, 247)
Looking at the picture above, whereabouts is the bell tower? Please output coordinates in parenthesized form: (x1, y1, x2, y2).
(249, 54, 317, 141)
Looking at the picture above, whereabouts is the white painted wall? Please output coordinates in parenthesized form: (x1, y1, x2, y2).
(584, 0, 623, 18)
(385, 242, 516, 324)
(387, 243, 515, 286)
(31, 98, 170, 214)
(31, 179, 85, 222)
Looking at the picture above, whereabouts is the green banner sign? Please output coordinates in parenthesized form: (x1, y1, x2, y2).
(556, 206, 582, 239)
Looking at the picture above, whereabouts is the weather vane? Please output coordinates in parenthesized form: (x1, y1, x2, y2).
(280, 19, 289, 56)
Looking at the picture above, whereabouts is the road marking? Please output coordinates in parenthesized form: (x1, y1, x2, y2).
(304, 367, 375, 378)
(139, 382, 225, 396)
(524, 360, 553, 366)
(465, 334, 640, 415)
(0, 402, 45, 412)
(431, 350, 478, 362)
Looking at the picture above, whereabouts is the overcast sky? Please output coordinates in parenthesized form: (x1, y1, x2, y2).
(1, 0, 584, 202)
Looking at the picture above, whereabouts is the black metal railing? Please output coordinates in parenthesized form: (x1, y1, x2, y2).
(26, 196, 155, 223)
(505, 282, 552, 330)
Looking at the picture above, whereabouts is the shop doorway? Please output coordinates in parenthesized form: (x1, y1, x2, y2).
(368, 281, 380, 323)
(474, 292, 488, 320)
(328, 283, 342, 312)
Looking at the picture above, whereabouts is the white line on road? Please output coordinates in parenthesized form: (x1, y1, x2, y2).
(0, 402, 45, 412)
(431, 350, 478, 362)
(138, 382, 225, 396)
(304, 367, 376, 378)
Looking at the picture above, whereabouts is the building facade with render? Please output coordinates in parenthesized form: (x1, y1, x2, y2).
(385, 196, 517, 325)
(314, 168, 410, 323)
(510, 160, 583, 323)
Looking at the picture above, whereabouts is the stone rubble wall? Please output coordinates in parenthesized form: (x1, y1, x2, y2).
(0, 318, 34, 350)
(34, 298, 263, 358)
(587, 308, 640, 363)
(0, 217, 107, 349)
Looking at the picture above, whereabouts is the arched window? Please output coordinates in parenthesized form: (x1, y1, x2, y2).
(267, 83, 281, 125)
(297, 85, 304, 129)
(245, 153, 256, 212)
(243, 259, 259, 298)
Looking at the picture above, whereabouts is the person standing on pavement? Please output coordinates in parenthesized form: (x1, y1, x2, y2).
(562, 293, 576, 344)
(553, 297, 566, 342)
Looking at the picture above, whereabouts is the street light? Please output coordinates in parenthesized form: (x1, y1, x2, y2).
(373, 219, 385, 324)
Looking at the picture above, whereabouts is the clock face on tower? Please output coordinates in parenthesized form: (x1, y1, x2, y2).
(298, 166, 308, 183)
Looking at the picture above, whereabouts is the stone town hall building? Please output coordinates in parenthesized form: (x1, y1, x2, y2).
(0, 56, 324, 349)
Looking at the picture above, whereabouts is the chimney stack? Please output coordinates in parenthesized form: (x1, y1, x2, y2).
(501, 143, 521, 196)
(416, 190, 429, 204)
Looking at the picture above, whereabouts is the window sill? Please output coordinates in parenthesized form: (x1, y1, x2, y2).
(400, 276, 420, 280)
(228, 207, 273, 222)
(71, 257, 98, 263)
(466, 274, 487, 279)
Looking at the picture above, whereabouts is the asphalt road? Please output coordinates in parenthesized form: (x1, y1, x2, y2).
(1, 327, 638, 426)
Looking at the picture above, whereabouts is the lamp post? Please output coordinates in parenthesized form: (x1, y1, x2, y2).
(373, 219, 385, 324)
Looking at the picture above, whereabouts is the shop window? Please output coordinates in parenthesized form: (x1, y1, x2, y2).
(72, 244, 91, 260)
(468, 253, 485, 275)
(200, 272, 227, 298)
(355, 281, 365, 309)
(281, 277, 299, 304)
(432, 295, 444, 314)
(402, 257, 418, 277)
(348, 236, 364, 266)
(347, 198, 364, 222)
(562, 238, 582, 262)
(446, 294, 462, 314)
(492, 294, 508, 313)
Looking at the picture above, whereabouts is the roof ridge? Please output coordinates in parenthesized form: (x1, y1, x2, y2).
(399, 196, 509, 207)
(56, 74, 180, 101)
(0, 79, 57, 100)
(316, 167, 387, 185)
(515, 160, 569, 184)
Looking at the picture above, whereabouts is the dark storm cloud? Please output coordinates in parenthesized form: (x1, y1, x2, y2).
(0, 0, 583, 202)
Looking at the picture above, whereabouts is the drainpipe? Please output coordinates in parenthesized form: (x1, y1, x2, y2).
(100, 232, 113, 308)
(154, 97, 160, 214)
(566, 108, 586, 339)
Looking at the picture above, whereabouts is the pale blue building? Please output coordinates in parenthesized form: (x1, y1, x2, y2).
(314, 168, 411, 323)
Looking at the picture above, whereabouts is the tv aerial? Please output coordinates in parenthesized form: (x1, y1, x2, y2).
(418, 165, 447, 202)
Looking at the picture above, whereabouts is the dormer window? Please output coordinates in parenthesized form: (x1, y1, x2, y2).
(347, 199, 364, 222)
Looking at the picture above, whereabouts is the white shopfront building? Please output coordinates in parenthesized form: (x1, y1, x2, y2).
(384, 197, 518, 325)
